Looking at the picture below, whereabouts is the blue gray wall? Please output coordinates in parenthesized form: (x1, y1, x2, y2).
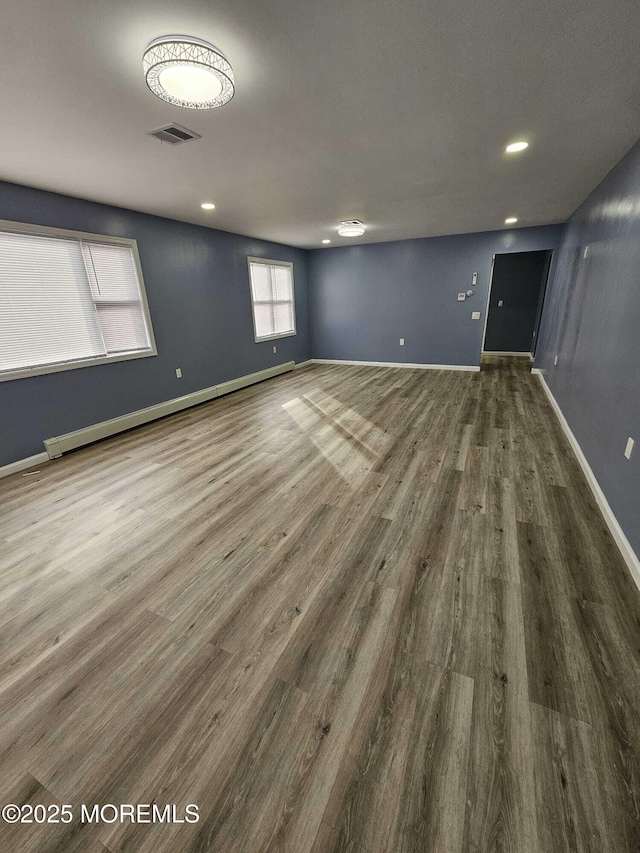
(308, 225, 563, 366)
(535, 139, 640, 558)
(0, 181, 311, 467)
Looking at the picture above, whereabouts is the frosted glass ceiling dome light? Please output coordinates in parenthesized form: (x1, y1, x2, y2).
(143, 36, 234, 110)
(160, 66, 222, 102)
(505, 141, 528, 153)
(338, 220, 365, 237)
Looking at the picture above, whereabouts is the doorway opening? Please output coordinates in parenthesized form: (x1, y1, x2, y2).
(481, 249, 553, 358)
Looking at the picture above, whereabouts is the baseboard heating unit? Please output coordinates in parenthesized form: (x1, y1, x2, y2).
(43, 361, 295, 459)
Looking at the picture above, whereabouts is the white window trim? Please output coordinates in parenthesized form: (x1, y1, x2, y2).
(0, 218, 157, 382)
(247, 256, 297, 343)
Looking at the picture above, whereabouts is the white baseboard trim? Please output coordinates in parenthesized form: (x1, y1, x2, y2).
(0, 452, 50, 480)
(533, 369, 640, 590)
(312, 358, 480, 372)
(483, 351, 533, 358)
(43, 361, 295, 460)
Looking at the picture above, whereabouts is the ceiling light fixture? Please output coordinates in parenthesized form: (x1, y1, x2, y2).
(504, 217, 518, 224)
(505, 141, 528, 153)
(322, 239, 331, 244)
(143, 36, 234, 110)
(201, 202, 216, 210)
(337, 220, 365, 237)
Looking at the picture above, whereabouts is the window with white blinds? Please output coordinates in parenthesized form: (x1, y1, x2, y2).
(0, 222, 156, 381)
(248, 257, 296, 341)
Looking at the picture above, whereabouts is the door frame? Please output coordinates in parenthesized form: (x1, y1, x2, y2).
(480, 254, 496, 354)
(531, 250, 553, 358)
(480, 249, 553, 356)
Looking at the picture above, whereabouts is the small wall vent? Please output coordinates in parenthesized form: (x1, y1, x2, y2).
(146, 124, 201, 145)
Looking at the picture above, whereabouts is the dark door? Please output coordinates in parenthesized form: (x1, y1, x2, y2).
(484, 250, 551, 353)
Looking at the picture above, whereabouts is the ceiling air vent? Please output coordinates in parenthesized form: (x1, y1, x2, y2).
(145, 123, 201, 145)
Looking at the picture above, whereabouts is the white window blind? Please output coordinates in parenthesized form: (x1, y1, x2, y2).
(248, 258, 296, 341)
(0, 225, 155, 380)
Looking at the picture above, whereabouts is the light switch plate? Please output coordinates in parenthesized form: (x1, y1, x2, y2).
(458, 293, 466, 301)
(472, 272, 478, 285)
(175, 368, 182, 378)
(471, 311, 481, 320)
(625, 437, 634, 460)
(273, 346, 277, 353)
(498, 300, 504, 307)
(399, 338, 405, 346)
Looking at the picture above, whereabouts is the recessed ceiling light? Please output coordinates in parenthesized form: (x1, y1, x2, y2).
(505, 141, 528, 153)
(201, 202, 216, 210)
(338, 220, 365, 237)
(143, 36, 234, 110)
(505, 217, 518, 224)
(322, 239, 331, 244)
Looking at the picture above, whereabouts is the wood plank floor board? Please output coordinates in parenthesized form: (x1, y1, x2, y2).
(0, 569, 118, 691)
(461, 577, 538, 852)
(273, 513, 394, 694)
(324, 660, 474, 853)
(310, 821, 370, 853)
(531, 701, 638, 853)
(545, 481, 640, 614)
(28, 634, 231, 801)
(0, 356, 638, 852)
(486, 426, 513, 479)
(0, 772, 109, 853)
(0, 608, 170, 807)
(518, 519, 602, 723)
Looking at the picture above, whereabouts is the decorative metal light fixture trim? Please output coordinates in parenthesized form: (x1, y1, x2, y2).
(338, 220, 366, 237)
(143, 35, 235, 110)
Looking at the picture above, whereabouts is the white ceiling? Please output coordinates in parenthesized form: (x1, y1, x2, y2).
(1, 0, 640, 248)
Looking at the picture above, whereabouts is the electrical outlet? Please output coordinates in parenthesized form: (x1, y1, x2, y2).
(458, 293, 466, 301)
(272, 346, 277, 353)
(471, 311, 481, 320)
(399, 338, 405, 346)
(554, 355, 558, 366)
(175, 368, 182, 378)
(624, 437, 634, 460)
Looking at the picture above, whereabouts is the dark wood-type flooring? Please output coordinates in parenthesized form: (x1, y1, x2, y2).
(0, 356, 638, 852)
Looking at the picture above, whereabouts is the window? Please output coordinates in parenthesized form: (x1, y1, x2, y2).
(0, 220, 156, 381)
(248, 257, 296, 341)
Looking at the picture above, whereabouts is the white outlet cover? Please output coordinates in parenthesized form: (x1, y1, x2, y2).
(472, 272, 478, 285)
(625, 437, 634, 460)
(399, 338, 405, 345)
(175, 368, 182, 378)
(554, 355, 558, 365)
(471, 311, 481, 320)
(458, 293, 466, 301)
(273, 346, 277, 353)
